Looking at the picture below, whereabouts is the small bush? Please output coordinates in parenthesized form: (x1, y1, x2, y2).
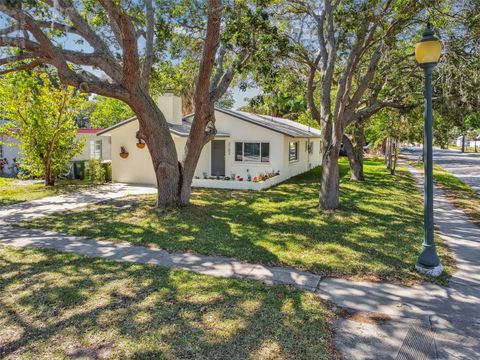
(86, 159, 106, 183)
(102, 162, 112, 182)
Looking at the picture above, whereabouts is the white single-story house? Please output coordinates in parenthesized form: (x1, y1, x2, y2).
(97, 93, 322, 190)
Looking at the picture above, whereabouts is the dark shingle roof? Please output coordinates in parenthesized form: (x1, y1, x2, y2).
(218, 108, 321, 138)
(98, 108, 320, 138)
(184, 108, 321, 138)
(169, 121, 229, 137)
(96, 116, 229, 137)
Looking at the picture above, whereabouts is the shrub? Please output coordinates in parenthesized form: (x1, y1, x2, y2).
(86, 159, 106, 183)
(102, 162, 112, 182)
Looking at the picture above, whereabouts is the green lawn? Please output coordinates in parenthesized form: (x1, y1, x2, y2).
(432, 166, 480, 226)
(0, 246, 332, 360)
(21, 159, 453, 284)
(448, 144, 479, 153)
(0, 178, 95, 206)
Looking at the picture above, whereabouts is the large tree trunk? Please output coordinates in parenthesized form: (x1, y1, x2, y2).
(132, 91, 181, 208)
(177, 0, 222, 206)
(343, 135, 364, 181)
(319, 146, 340, 210)
(179, 105, 216, 206)
(343, 123, 365, 181)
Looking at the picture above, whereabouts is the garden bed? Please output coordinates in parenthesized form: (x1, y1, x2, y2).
(192, 174, 284, 190)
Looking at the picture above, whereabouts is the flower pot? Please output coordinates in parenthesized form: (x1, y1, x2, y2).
(136, 143, 145, 149)
(120, 153, 129, 159)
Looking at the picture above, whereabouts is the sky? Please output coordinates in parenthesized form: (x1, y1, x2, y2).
(0, 11, 262, 111)
(231, 86, 260, 109)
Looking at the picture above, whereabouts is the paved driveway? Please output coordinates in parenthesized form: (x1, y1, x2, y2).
(402, 147, 480, 194)
(0, 183, 157, 224)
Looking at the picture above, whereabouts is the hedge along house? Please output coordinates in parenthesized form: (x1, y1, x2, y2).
(97, 92, 322, 190)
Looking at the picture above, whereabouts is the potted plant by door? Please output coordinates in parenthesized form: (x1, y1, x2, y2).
(120, 146, 129, 158)
(136, 139, 146, 149)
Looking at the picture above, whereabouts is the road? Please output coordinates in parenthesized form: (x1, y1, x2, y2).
(402, 147, 480, 194)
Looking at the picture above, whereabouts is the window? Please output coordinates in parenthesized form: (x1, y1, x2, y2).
(235, 142, 243, 161)
(235, 142, 269, 162)
(261, 143, 270, 162)
(289, 141, 299, 162)
(90, 140, 102, 160)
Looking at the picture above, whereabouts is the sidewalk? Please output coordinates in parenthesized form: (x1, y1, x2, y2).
(332, 161, 480, 359)
(1, 170, 479, 358)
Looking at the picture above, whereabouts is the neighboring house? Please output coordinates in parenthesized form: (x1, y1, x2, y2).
(0, 130, 20, 176)
(0, 123, 111, 177)
(74, 129, 112, 162)
(454, 136, 479, 149)
(97, 93, 322, 190)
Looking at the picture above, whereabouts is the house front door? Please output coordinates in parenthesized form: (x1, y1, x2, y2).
(211, 140, 225, 176)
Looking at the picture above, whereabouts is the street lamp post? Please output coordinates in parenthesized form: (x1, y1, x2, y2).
(414, 23, 443, 277)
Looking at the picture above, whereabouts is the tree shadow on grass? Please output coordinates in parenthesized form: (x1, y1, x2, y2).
(20, 161, 437, 282)
(0, 248, 332, 359)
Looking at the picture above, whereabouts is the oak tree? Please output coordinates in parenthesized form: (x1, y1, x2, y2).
(0, 0, 266, 207)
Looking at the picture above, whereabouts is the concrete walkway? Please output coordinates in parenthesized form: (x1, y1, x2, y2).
(0, 183, 157, 225)
(331, 162, 480, 359)
(0, 172, 479, 358)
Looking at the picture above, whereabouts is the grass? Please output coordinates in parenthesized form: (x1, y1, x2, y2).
(448, 144, 479, 153)
(0, 178, 95, 207)
(408, 160, 480, 226)
(432, 166, 480, 226)
(21, 159, 453, 284)
(0, 246, 333, 360)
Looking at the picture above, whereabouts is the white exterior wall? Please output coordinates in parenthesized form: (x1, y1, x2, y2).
(106, 110, 322, 186)
(0, 135, 21, 175)
(108, 121, 211, 185)
(73, 134, 112, 161)
(213, 111, 285, 180)
(281, 137, 322, 180)
(110, 120, 155, 185)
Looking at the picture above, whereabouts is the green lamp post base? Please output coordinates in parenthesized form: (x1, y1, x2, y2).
(416, 244, 443, 277)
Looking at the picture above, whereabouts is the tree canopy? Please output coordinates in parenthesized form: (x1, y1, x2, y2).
(89, 96, 133, 129)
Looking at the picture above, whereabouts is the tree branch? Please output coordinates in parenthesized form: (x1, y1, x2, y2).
(141, 0, 155, 89)
(210, 49, 251, 103)
(307, 59, 321, 124)
(194, 0, 222, 109)
(0, 52, 36, 65)
(43, 0, 122, 82)
(97, 0, 141, 88)
(0, 59, 42, 75)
